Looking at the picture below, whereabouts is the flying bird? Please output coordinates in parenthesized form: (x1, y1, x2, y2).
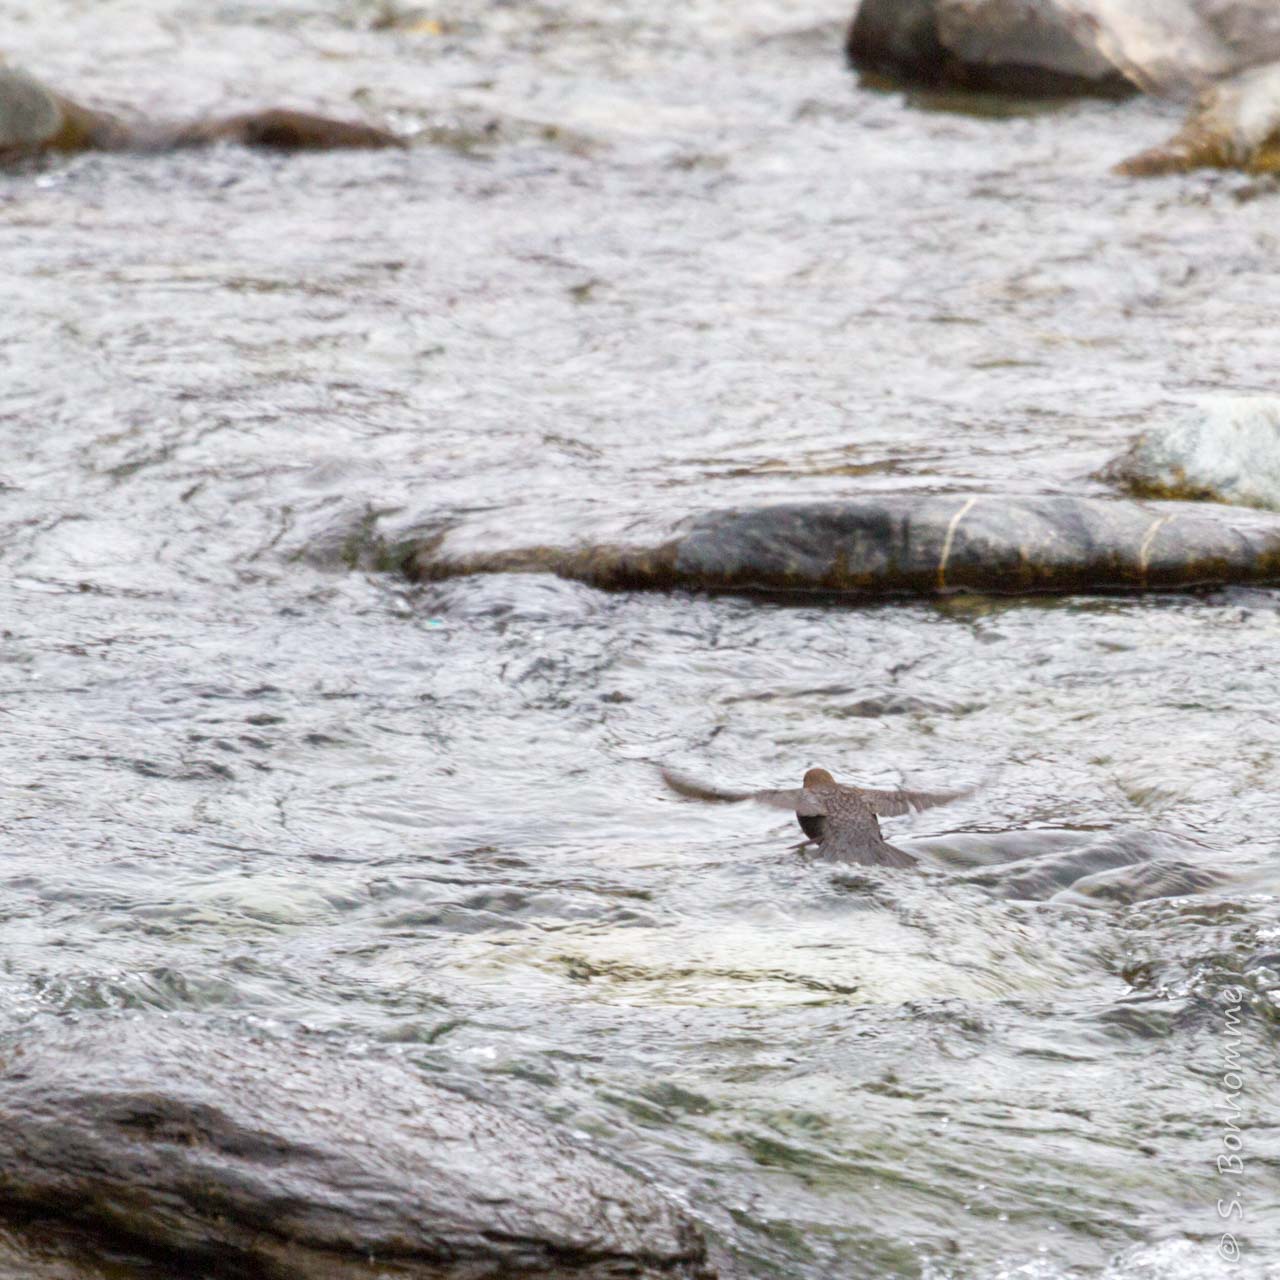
(661, 765, 972, 868)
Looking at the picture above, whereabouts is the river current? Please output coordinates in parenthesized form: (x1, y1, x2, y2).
(2, 2, 1278, 1278)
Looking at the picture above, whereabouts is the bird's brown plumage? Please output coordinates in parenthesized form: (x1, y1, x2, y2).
(661, 765, 971, 868)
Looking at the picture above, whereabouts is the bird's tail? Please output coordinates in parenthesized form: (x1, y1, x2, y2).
(870, 842, 919, 870)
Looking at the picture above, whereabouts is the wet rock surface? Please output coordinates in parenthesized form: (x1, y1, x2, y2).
(847, 1, 1280, 174)
(170, 108, 406, 152)
(933, 827, 1225, 901)
(0, 65, 400, 160)
(0, 66, 129, 155)
(407, 494, 1280, 597)
(1117, 60, 1280, 173)
(0, 67, 64, 151)
(848, 0, 1280, 97)
(1103, 397, 1280, 507)
(0, 1019, 712, 1280)
(846, 0, 1136, 97)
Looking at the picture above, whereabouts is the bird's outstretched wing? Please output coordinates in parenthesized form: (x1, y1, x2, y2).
(849, 784, 972, 818)
(659, 769, 826, 815)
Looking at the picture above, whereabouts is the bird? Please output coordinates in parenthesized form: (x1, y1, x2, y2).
(660, 765, 972, 868)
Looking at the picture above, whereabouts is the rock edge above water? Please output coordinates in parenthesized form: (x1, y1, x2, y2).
(405, 495, 1280, 597)
(0, 65, 402, 159)
(846, 0, 1280, 99)
(1102, 397, 1280, 508)
(846, 0, 1280, 175)
(0, 1018, 712, 1280)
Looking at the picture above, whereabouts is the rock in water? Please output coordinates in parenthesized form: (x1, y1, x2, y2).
(0, 66, 62, 151)
(1116, 61, 1280, 174)
(846, 0, 1280, 103)
(667, 496, 1280, 593)
(0, 65, 400, 160)
(405, 494, 1280, 596)
(846, 0, 1280, 175)
(1103, 397, 1280, 508)
(172, 108, 405, 151)
(0, 66, 131, 156)
(0, 1018, 712, 1280)
(846, 0, 1140, 98)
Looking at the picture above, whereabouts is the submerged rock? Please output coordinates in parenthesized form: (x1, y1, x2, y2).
(170, 108, 406, 152)
(0, 1018, 712, 1280)
(406, 494, 1280, 597)
(1116, 61, 1280, 173)
(1103, 397, 1280, 507)
(0, 66, 401, 161)
(1051, 856, 1231, 905)
(944, 828, 1218, 902)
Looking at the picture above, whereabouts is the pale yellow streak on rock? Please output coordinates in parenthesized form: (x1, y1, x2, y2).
(937, 496, 979, 592)
(1138, 512, 1175, 584)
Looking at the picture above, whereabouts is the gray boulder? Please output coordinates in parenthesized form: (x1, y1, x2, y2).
(1103, 397, 1280, 507)
(0, 1018, 712, 1280)
(846, 0, 1280, 98)
(847, 0, 1132, 97)
(407, 494, 1280, 597)
(0, 65, 129, 156)
(845, 0, 1280, 174)
(0, 66, 62, 151)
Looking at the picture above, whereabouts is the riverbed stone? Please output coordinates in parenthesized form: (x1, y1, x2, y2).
(846, 0, 1143, 97)
(0, 65, 400, 160)
(1103, 397, 1280, 507)
(0, 66, 132, 155)
(846, 1, 1280, 101)
(846, 1, 1280, 174)
(1116, 60, 1280, 174)
(0, 1018, 712, 1280)
(172, 108, 405, 151)
(406, 494, 1280, 597)
(0, 66, 63, 151)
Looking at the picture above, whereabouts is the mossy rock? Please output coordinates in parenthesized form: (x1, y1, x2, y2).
(1117, 61, 1280, 174)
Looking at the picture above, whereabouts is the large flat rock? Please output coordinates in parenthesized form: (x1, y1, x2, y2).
(406, 494, 1280, 597)
(846, 0, 1280, 98)
(0, 1019, 712, 1280)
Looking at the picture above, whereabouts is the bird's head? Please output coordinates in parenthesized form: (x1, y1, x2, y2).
(802, 767, 835, 788)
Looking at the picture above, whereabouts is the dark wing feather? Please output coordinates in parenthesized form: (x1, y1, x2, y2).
(749, 787, 826, 815)
(849, 784, 971, 818)
(660, 770, 826, 815)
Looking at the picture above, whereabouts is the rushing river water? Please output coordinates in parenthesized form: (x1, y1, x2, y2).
(2, 2, 1279, 1278)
